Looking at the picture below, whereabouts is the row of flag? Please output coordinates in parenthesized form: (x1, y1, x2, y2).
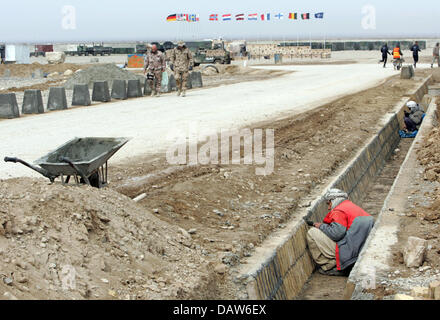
(166, 14, 200, 22)
(209, 12, 324, 21)
(166, 12, 324, 22)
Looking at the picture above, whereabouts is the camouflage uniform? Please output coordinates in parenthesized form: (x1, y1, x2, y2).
(144, 50, 166, 93)
(170, 45, 194, 95)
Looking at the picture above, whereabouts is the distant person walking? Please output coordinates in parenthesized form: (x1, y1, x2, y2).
(410, 41, 421, 68)
(170, 41, 194, 97)
(379, 43, 391, 68)
(144, 44, 166, 97)
(432, 43, 440, 68)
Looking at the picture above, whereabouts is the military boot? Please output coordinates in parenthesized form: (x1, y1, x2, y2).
(181, 89, 186, 97)
(151, 90, 156, 97)
(177, 90, 182, 97)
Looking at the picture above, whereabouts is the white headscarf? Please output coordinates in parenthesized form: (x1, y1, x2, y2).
(324, 188, 349, 210)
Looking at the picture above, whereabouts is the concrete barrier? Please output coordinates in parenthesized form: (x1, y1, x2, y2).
(401, 66, 414, 79)
(72, 84, 91, 106)
(127, 79, 142, 98)
(47, 87, 68, 111)
(143, 80, 152, 96)
(92, 81, 111, 102)
(22, 90, 44, 114)
(190, 71, 203, 88)
(345, 80, 436, 300)
(111, 80, 128, 100)
(239, 75, 433, 300)
(0, 93, 19, 119)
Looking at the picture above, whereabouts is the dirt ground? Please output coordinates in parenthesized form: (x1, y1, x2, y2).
(1, 65, 439, 300)
(0, 62, 89, 78)
(109, 68, 438, 299)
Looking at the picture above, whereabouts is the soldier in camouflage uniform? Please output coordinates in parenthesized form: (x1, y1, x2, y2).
(170, 41, 194, 97)
(144, 44, 166, 97)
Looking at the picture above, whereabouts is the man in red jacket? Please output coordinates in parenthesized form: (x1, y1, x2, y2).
(306, 189, 375, 276)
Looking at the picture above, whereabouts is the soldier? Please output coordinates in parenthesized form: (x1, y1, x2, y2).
(170, 41, 194, 97)
(144, 44, 166, 97)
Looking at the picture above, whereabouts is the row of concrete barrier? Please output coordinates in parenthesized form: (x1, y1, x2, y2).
(241, 75, 433, 300)
(0, 71, 203, 119)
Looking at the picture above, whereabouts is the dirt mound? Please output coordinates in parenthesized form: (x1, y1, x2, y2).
(418, 103, 440, 183)
(0, 178, 212, 300)
(64, 64, 144, 90)
(0, 62, 88, 79)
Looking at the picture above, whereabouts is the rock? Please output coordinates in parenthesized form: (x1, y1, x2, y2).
(222, 252, 240, 266)
(3, 292, 18, 300)
(400, 65, 414, 79)
(214, 264, 227, 274)
(3, 277, 13, 286)
(46, 52, 66, 64)
(429, 281, 440, 300)
(425, 169, 437, 182)
(403, 236, 427, 268)
(411, 286, 430, 298)
(188, 229, 197, 235)
(101, 278, 109, 284)
(394, 294, 415, 300)
(64, 69, 74, 76)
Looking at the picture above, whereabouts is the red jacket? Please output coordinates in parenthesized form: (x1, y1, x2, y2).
(321, 200, 374, 270)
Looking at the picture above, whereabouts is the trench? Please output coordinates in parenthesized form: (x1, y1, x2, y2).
(297, 138, 413, 300)
(241, 76, 433, 301)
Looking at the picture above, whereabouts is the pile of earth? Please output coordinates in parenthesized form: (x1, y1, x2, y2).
(0, 62, 87, 79)
(0, 178, 213, 300)
(64, 64, 145, 90)
(417, 103, 440, 183)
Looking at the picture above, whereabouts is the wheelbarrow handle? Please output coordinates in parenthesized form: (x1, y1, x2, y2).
(4, 157, 18, 163)
(4, 156, 56, 182)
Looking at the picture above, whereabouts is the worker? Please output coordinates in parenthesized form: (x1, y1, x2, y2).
(410, 41, 421, 68)
(306, 189, 375, 276)
(404, 101, 425, 133)
(170, 41, 194, 97)
(144, 44, 166, 97)
(432, 43, 440, 68)
(393, 44, 403, 70)
(379, 43, 391, 68)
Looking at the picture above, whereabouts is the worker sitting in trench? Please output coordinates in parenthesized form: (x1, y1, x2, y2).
(306, 189, 375, 276)
(403, 101, 425, 133)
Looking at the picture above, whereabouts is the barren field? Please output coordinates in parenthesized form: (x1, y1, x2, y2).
(1, 61, 439, 300)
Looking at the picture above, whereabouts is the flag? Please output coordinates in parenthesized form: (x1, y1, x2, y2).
(315, 12, 324, 19)
(222, 14, 232, 21)
(301, 13, 310, 20)
(289, 13, 297, 20)
(261, 13, 271, 21)
(236, 14, 245, 21)
(209, 14, 218, 21)
(166, 14, 177, 22)
(187, 14, 199, 22)
(176, 14, 187, 21)
(248, 13, 258, 21)
(275, 13, 284, 20)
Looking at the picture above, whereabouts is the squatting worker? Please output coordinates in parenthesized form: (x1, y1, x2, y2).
(170, 41, 194, 97)
(144, 44, 166, 97)
(404, 101, 425, 133)
(306, 189, 375, 276)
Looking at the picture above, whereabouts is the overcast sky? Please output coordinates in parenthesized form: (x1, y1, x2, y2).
(1, 0, 439, 43)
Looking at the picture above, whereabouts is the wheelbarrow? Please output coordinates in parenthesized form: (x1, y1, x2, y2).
(4, 137, 130, 188)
